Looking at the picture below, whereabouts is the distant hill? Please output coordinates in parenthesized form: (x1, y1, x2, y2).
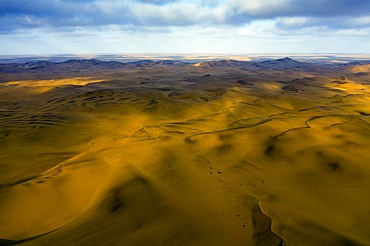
(342, 61, 370, 66)
(3, 57, 369, 71)
(1, 57, 370, 82)
(194, 60, 246, 67)
(250, 57, 319, 69)
(1, 59, 187, 70)
(193, 57, 319, 69)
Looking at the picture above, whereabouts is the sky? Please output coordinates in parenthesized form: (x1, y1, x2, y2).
(1, 0, 370, 55)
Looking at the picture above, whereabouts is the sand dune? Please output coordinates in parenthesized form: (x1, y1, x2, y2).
(1, 58, 370, 245)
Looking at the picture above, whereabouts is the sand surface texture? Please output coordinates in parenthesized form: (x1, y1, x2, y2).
(1, 58, 370, 245)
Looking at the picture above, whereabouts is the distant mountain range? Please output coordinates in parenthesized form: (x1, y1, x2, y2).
(2, 57, 370, 70)
(0, 59, 187, 69)
(1, 57, 370, 82)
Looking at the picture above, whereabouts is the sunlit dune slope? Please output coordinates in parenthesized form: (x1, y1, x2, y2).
(1, 60, 370, 246)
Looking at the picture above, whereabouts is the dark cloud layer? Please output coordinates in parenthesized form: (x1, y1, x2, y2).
(0, 0, 370, 33)
(230, 0, 370, 19)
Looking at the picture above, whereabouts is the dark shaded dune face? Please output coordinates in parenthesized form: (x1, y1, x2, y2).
(1, 59, 370, 245)
(251, 203, 284, 246)
(98, 175, 160, 216)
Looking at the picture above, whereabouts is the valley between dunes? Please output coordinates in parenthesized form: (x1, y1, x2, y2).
(1, 58, 370, 245)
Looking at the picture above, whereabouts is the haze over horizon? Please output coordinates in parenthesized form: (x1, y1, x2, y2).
(1, 0, 370, 55)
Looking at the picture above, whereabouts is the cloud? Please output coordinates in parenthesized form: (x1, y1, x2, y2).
(348, 16, 370, 28)
(275, 17, 324, 29)
(275, 15, 370, 31)
(130, 2, 228, 25)
(137, 0, 180, 5)
(237, 28, 255, 36)
(0, 0, 232, 31)
(0, 0, 133, 29)
(0, 0, 370, 49)
(229, 0, 370, 19)
(229, 0, 292, 18)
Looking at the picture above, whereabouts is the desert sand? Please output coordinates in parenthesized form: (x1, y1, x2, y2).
(1, 57, 370, 245)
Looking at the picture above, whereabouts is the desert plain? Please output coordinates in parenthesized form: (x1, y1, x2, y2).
(1, 56, 370, 245)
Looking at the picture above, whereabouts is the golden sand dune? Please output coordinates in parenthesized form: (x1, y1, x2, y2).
(1, 59, 370, 245)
